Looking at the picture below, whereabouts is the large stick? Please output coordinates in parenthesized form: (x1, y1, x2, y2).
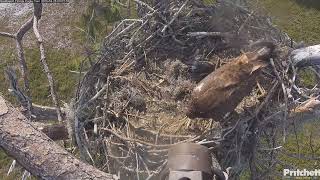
(0, 96, 116, 180)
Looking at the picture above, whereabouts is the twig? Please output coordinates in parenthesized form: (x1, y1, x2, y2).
(270, 58, 288, 143)
(161, 0, 190, 33)
(138, 153, 151, 176)
(87, 83, 109, 104)
(21, 170, 31, 180)
(258, 146, 282, 151)
(0, 32, 15, 39)
(145, 160, 167, 180)
(135, 153, 140, 180)
(187, 31, 226, 37)
(132, 0, 155, 12)
(104, 19, 142, 42)
(255, 80, 279, 115)
(238, 11, 255, 34)
(7, 160, 16, 176)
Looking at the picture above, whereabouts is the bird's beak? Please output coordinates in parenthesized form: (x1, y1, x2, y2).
(256, 46, 273, 60)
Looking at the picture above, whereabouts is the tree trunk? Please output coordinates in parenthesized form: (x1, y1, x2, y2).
(0, 96, 116, 180)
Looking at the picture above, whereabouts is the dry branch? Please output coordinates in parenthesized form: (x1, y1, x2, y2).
(15, 17, 33, 97)
(32, 3, 63, 122)
(186, 31, 227, 37)
(0, 32, 15, 38)
(16, 17, 33, 40)
(0, 96, 116, 179)
(5, 67, 65, 122)
(0, 17, 34, 119)
(32, 104, 65, 121)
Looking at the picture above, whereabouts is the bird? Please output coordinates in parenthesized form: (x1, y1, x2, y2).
(186, 41, 275, 119)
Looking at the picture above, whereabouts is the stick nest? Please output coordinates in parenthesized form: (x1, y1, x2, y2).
(71, 0, 317, 179)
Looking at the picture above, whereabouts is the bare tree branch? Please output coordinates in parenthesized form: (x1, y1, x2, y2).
(0, 32, 15, 39)
(16, 17, 33, 40)
(32, 3, 63, 122)
(15, 17, 34, 100)
(0, 18, 34, 119)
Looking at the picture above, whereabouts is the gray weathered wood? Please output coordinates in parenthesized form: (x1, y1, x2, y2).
(0, 96, 115, 180)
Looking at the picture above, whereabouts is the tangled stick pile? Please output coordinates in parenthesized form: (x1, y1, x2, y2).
(71, 0, 318, 179)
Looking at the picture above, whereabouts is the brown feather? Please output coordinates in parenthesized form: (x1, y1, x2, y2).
(186, 51, 271, 119)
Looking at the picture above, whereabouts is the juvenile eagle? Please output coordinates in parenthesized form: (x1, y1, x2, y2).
(186, 42, 275, 119)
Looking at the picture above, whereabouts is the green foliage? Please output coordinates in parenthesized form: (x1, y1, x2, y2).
(79, 0, 122, 44)
(259, 0, 320, 44)
(279, 122, 320, 169)
(25, 48, 81, 105)
(203, 0, 216, 5)
(0, 150, 27, 180)
(239, 170, 251, 180)
(298, 68, 318, 88)
(293, 0, 320, 10)
(0, 38, 17, 104)
(0, 46, 81, 106)
(0, 150, 12, 172)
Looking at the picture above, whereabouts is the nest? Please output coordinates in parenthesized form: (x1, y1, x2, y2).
(71, 0, 317, 179)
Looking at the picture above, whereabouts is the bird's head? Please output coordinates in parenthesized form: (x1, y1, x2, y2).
(249, 40, 276, 61)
